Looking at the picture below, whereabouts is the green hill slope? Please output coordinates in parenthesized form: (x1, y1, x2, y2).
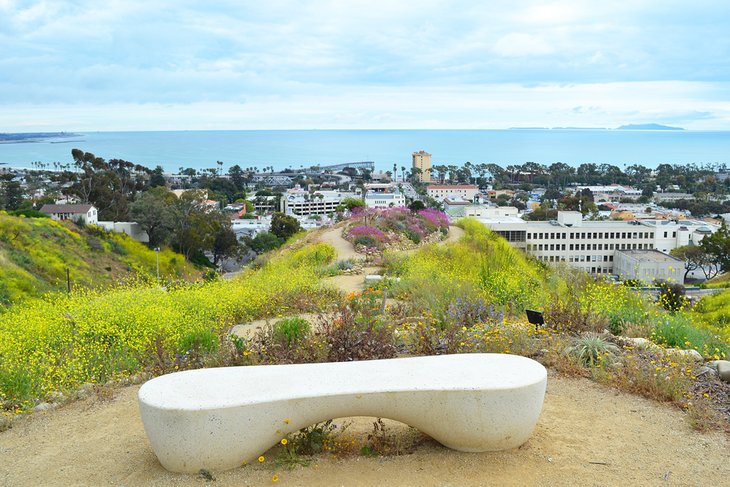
(0, 213, 200, 305)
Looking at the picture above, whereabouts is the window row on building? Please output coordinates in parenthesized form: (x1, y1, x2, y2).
(535, 254, 615, 274)
(530, 242, 654, 252)
(526, 230, 655, 240)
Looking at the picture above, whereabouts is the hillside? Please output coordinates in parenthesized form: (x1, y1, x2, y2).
(0, 217, 728, 486)
(0, 213, 200, 305)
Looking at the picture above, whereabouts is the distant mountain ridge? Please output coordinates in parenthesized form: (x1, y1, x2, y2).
(617, 123, 684, 131)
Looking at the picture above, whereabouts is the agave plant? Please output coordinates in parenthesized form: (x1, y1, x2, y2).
(567, 333, 619, 367)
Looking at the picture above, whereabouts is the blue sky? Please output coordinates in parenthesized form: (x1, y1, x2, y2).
(1, 0, 729, 130)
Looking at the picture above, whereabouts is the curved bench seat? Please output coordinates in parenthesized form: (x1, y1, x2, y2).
(138, 353, 547, 473)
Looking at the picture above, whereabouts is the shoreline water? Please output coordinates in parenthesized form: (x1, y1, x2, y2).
(1, 129, 728, 172)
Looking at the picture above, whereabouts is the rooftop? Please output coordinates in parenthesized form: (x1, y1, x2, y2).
(40, 204, 94, 213)
(428, 185, 478, 190)
(616, 249, 684, 263)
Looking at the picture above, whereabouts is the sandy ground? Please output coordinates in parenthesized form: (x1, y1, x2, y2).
(2, 372, 727, 487)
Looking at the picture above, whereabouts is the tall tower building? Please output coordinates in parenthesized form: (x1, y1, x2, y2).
(412, 150, 432, 183)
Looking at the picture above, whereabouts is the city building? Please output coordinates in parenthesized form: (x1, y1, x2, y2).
(281, 188, 357, 216)
(412, 150, 432, 183)
(427, 184, 479, 202)
(443, 201, 517, 219)
(574, 185, 642, 202)
(364, 184, 406, 209)
(476, 211, 717, 276)
(614, 249, 685, 285)
(653, 192, 695, 203)
(40, 204, 98, 225)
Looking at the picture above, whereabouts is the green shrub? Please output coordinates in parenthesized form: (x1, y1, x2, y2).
(273, 317, 311, 345)
(403, 229, 421, 244)
(0, 368, 39, 410)
(651, 314, 728, 359)
(9, 209, 49, 219)
(179, 329, 219, 355)
(353, 235, 379, 248)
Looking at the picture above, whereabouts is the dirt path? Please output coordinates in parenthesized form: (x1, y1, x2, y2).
(2, 372, 727, 486)
(317, 226, 360, 261)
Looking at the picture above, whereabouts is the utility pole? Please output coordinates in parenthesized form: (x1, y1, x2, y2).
(155, 247, 160, 283)
(66, 268, 71, 293)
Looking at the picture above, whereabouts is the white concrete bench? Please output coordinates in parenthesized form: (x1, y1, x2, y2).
(138, 353, 547, 473)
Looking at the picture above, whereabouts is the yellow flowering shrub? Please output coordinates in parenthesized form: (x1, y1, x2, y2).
(0, 243, 339, 410)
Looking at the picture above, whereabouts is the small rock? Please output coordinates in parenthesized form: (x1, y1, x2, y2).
(678, 349, 704, 362)
(716, 361, 730, 383)
(625, 337, 658, 350)
(696, 366, 718, 377)
(47, 391, 65, 403)
(32, 402, 52, 412)
(75, 383, 95, 399)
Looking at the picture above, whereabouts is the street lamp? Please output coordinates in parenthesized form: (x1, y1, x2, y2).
(155, 247, 160, 283)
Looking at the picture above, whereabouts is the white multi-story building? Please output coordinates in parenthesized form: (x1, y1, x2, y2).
(363, 183, 406, 209)
(653, 192, 695, 203)
(365, 192, 406, 209)
(281, 188, 357, 216)
(477, 211, 717, 276)
(427, 185, 479, 202)
(614, 249, 685, 285)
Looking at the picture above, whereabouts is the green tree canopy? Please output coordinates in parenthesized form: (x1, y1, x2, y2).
(269, 212, 301, 242)
(700, 221, 730, 273)
(130, 187, 176, 248)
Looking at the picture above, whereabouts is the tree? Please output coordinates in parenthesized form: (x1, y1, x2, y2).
(169, 190, 216, 260)
(670, 245, 713, 280)
(149, 166, 167, 188)
(338, 197, 365, 212)
(130, 187, 176, 247)
(243, 231, 280, 254)
(408, 200, 425, 212)
(68, 149, 150, 221)
(270, 212, 301, 242)
(0, 174, 24, 210)
(228, 165, 245, 191)
(700, 220, 730, 273)
(210, 213, 240, 267)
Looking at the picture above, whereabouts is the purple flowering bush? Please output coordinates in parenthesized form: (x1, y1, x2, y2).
(418, 208, 449, 229)
(347, 225, 389, 249)
(345, 207, 450, 249)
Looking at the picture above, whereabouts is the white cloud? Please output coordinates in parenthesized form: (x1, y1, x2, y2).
(2, 81, 728, 131)
(1, 1, 729, 129)
(493, 33, 555, 57)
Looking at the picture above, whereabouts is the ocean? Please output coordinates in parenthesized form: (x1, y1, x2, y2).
(1, 129, 728, 173)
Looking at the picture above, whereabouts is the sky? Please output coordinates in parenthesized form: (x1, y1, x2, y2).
(1, 0, 729, 131)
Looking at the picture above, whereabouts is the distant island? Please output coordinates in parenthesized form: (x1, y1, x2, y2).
(509, 124, 685, 131)
(617, 123, 684, 131)
(0, 132, 81, 144)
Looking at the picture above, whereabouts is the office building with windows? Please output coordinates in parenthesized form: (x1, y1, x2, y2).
(478, 211, 716, 275)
